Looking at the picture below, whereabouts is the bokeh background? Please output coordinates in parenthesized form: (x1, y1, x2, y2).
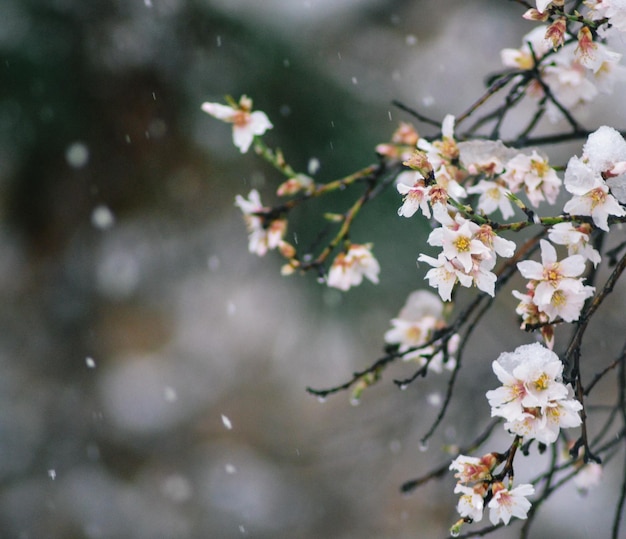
(2, 1, 626, 538)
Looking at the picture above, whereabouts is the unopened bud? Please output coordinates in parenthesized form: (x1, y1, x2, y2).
(523, 8, 550, 21)
(403, 151, 433, 175)
(392, 122, 419, 145)
(278, 241, 297, 259)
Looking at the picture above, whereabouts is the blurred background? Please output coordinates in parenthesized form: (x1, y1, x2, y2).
(1, 1, 625, 538)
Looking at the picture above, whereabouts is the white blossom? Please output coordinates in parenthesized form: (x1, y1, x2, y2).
(202, 95, 273, 153)
(486, 343, 582, 444)
(501, 151, 562, 207)
(327, 244, 380, 291)
(455, 484, 485, 522)
(396, 170, 431, 218)
(548, 222, 601, 267)
(488, 483, 534, 525)
(467, 180, 515, 219)
(235, 190, 286, 256)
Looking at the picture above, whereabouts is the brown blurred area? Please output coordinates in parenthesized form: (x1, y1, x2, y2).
(0, 1, 623, 538)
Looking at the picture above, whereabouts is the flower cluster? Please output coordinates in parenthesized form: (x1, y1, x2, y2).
(326, 244, 380, 291)
(501, 24, 625, 122)
(203, 2, 626, 531)
(234, 189, 287, 257)
(383, 290, 458, 372)
(449, 452, 534, 531)
(486, 343, 582, 444)
(514, 239, 594, 346)
(563, 126, 626, 231)
(418, 205, 516, 301)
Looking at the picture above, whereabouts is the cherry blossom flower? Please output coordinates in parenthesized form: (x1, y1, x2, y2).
(416, 115, 467, 201)
(515, 240, 594, 324)
(450, 454, 496, 484)
(202, 95, 273, 153)
(517, 239, 586, 290)
(501, 151, 562, 207)
(548, 222, 601, 267)
(504, 393, 582, 444)
(589, 0, 626, 33)
(486, 343, 582, 444)
(501, 26, 551, 71)
(486, 343, 568, 420)
(467, 180, 515, 219)
(327, 244, 380, 291)
(487, 482, 534, 525)
(396, 170, 432, 218)
(384, 290, 458, 372)
(534, 276, 595, 323)
(575, 27, 622, 73)
(561, 127, 626, 230)
(455, 484, 485, 522)
(235, 190, 286, 256)
(418, 253, 472, 302)
(384, 290, 443, 351)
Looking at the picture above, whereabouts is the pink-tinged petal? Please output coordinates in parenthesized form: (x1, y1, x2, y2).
(201, 101, 237, 121)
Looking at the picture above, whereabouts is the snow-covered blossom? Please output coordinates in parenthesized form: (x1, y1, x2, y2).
(486, 342, 568, 418)
(327, 244, 380, 291)
(202, 95, 273, 153)
(486, 343, 582, 444)
(563, 126, 626, 230)
(487, 482, 534, 525)
(235, 190, 286, 256)
(548, 222, 601, 267)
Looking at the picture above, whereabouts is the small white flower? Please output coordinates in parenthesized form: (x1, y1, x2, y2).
(533, 277, 595, 323)
(467, 180, 515, 219)
(455, 484, 485, 522)
(548, 222, 601, 267)
(235, 190, 286, 256)
(202, 95, 273, 153)
(563, 183, 626, 231)
(517, 240, 586, 285)
(501, 151, 562, 207)
(488, 483, 534, 525)
(327, 244, 380, 291)
(396, 170, 431, 218)
(418, 253, 472, 302)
